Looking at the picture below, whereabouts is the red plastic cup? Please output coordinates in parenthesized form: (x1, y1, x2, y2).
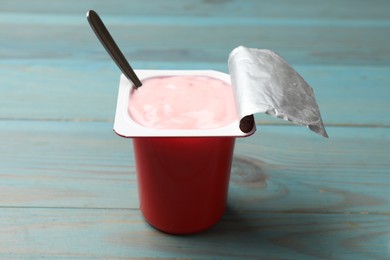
(114, 70, 255, 234)
(133, 137, 235, 234)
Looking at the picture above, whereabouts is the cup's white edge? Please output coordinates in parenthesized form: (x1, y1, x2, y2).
(113, 70, 256, 138)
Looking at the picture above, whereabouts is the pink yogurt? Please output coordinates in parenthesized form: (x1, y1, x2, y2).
(128, 75, 238, 130)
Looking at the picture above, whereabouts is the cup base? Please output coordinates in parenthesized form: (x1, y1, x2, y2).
(142, 208, 225, 235)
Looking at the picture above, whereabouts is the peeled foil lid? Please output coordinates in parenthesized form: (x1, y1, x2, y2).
(229, 46, 328, 138)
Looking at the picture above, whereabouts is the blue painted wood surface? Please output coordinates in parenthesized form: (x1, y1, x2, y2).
(1, 0, 390, 258)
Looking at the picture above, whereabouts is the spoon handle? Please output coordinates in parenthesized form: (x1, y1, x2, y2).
(87, 10, 142, 88)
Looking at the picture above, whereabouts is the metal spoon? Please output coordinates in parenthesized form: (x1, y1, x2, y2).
(86, 10, 142, 88)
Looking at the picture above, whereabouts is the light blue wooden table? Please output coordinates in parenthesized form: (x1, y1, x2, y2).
(1, 0, 390, 259)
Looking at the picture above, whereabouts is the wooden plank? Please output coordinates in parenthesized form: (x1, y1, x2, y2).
(1, 121, 389, 214)
(1, 61, 389, 126)
(0, 20, 389, 66)
(1, 208, 389, 259)
(0, 120, 138, 209)
(231, 125, 390, 214)
(1, 0, 389, 20)
(1, 0, 389, 67)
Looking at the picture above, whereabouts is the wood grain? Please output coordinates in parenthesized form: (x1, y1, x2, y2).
(2, 0, 390, 20)
(0, 17, 389, 66)
(1, 121, 389, 215)
(1, 208, 389, 259)
(1, 0, 389, 258)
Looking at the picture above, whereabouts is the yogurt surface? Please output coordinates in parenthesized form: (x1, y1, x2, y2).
(128, 75, 238, 129)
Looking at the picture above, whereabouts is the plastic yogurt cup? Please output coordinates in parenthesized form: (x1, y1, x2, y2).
(114, 70, 254, 234)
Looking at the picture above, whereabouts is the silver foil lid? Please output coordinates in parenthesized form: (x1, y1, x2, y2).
(228, 46, 328, 138)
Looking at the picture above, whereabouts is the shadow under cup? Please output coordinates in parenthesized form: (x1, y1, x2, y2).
(133, 136, 235, 235)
